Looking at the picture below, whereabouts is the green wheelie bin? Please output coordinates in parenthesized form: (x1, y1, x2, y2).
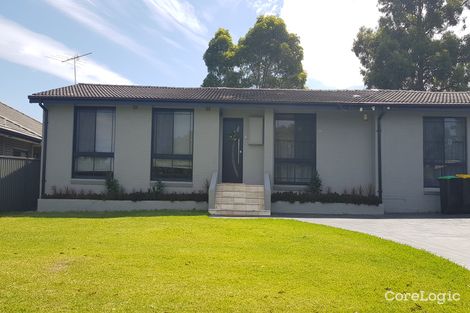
(456, 174, 470, 213)
(438, 176, 463, 214)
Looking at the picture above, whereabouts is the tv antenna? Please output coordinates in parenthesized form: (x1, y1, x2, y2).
(62, 52, 93, 84)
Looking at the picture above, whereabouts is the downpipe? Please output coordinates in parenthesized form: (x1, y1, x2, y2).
(38, 102, 48, 198)
(377, 107, 388, 203)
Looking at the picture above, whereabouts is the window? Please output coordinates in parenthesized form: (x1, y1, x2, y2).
(423, 117, 466, 187)
(151, 109, 193, 181)
(13, 149, 29, 157)
(274, 114, 316, 185)
(73, 107, 115, 178)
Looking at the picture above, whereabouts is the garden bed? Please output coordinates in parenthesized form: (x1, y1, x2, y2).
(271, 201, 384, 215)
(271, 191, 383, 215)
(37, 199, 207, 212)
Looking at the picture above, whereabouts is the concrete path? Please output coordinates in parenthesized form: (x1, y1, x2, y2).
(290, 215, 470, 270)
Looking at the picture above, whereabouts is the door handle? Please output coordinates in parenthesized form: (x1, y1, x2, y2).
(237, 139, 240, 164)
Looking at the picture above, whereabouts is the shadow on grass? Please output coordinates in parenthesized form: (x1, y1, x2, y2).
(0, 210, 208, 219)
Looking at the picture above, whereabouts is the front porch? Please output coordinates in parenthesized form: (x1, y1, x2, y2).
(208, 106, 380, 216)
(207, 108, 274, 216)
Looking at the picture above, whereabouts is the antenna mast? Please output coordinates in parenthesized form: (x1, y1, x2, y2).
(62, 52, 93, 84)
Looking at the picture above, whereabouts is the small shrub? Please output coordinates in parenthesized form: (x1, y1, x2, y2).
(44, 186, 208, 202)
(150, 181, 165, 195)
(271, 191, 380, 206)
(105, 174, 121, 195)
(306, 170, 322, 194)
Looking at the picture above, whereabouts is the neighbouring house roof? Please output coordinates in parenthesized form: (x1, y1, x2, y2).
(0, 101, 42, 142)
(28, 83, 470, 107)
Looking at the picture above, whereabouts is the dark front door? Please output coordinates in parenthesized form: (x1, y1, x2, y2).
(222, 118, 243, 183)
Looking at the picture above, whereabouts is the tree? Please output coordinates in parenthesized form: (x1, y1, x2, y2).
(353, 0, 470, 91)
(202, 28, 238, 87)
(202, 16, 307, 89)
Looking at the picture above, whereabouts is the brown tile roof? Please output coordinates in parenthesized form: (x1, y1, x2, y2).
(0, 101, 42, 140)
(29, 83, 470, 107)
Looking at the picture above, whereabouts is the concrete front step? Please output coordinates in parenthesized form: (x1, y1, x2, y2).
(216, 192, 264, 199)
(215, 197, 264, 205)
(212, 183, 270, 216)
(209, 209, 271, 217)
(216, 184, 264, 192)
(215, 203, 264, 210)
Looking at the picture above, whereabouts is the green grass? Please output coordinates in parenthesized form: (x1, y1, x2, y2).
(0, 211, 469, 312)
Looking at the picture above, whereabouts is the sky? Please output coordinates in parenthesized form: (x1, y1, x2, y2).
(0, 0, 398, 121)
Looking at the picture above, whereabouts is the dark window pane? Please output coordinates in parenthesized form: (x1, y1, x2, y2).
(274, 114, 316, 185)
(152, 158, 192, 181)
(444, 118, 465, 162)
(94, 157, 113, 172)
(445, 165, 466, 177)
(275, 162, 312, 184)
(423, 117, 466, 187)
(424, 141, 444, 164)
(154, 112, 173, 154)
(13, 149, 29, 157)
(75, 156, 94, 172)
(275, 119, 295, 158)
(73, 108, 115, 178)
(95, 110, 114, 153)
(151, 110, 194, 181)
(295, 164, 313, 184)
(76, 109, 96, 153)
(424, 164, 443, 188)
(173, 112, 193, 155)
(295, 116, 315, 160)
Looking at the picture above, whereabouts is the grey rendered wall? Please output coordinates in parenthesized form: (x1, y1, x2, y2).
(44, 104, 220, 195)
(381, 110, 470, 213)
(316, 110, 375, 194)
(272, 108, 375, 194)
(114, 105, 152, 192)
(263, 108, 274, 181)
(45, 105, 374, 195)
(192, 107, 220, 191)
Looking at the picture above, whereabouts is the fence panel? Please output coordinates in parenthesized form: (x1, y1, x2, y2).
(0, 156, 40, 211)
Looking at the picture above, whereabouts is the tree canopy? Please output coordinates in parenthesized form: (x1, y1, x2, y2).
(202, 16, 307, 89)
(353, 0, 470, 91)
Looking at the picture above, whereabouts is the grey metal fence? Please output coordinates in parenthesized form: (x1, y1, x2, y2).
(0, 156, 40, 211)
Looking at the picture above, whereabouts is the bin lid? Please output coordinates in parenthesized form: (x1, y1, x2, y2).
(456, 174, 470, 179)
(438, 175, 458, 180)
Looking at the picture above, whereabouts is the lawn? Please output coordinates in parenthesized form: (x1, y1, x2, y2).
(0, 211, 468, 312)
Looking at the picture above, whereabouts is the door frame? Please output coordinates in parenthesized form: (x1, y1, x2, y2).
(222, 118, 244, 183)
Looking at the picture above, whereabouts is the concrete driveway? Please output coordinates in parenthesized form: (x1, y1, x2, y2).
(290, 215, 470, 270)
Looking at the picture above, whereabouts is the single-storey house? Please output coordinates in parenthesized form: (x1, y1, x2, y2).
(0, 101, 42, 158)
(29, 83, 470, 215)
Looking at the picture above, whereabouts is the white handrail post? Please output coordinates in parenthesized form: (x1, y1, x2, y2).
(208, 171, 218, 210)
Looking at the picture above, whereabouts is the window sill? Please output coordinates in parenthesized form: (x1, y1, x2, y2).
(151, 181, 193, 188)
(424, 187, 440, 195)
(71, 178, 106, 186)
